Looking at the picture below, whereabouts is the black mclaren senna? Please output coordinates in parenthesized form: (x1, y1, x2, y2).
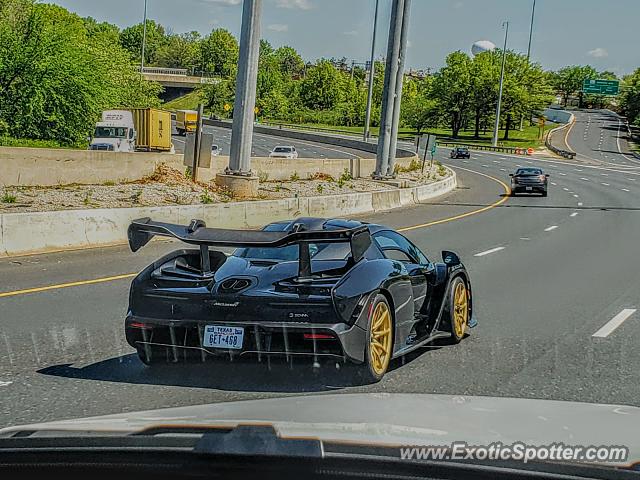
(125, 217, 477, 382)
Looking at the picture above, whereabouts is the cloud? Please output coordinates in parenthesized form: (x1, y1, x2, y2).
(587, 47, 608, 58)
(343, 30, 358, 36)
(267, 23, 289, 32)
(275, 0, 313, 10)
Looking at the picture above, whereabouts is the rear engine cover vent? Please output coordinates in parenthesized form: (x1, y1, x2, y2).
(218, 278, 253, 293)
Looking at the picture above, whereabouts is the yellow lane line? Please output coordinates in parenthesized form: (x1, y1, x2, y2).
(0, 273, 137, 299)
(1, 166, 509, 298)
(564, 116, 576, 154)
(398, 166, 511, 233)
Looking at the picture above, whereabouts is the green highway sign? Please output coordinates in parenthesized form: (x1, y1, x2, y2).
(582, 79, 620, 96)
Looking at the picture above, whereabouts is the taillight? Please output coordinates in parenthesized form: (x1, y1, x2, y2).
(303, 333, 334, 340)
(539, 175, 546, 181)
(129, 322, 152, 329)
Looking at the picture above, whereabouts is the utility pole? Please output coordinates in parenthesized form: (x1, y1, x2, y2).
(387, 0, 411, 176)
(492, 21, 509, 148)
(140, 0, 148, 71)
(375, 0, 405, 178)
(227, 0, 262, 175)
(363, 0, 380, 142)
(527, 0, 537, 61)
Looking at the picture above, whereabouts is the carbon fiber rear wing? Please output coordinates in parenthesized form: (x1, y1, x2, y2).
(128, 218, 371, 280)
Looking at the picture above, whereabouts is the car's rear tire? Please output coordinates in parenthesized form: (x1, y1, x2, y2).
(355, 294, 394, 384)
(445, 277, 470, 344)
(542, 191, 548, 197)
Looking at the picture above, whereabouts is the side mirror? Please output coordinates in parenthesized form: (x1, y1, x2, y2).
(509, 173, 514, 177)
(442, 250, 461, 266)
(545, 174, 550, 178)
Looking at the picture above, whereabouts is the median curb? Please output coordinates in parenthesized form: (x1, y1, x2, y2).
(0, 170, 456, 257)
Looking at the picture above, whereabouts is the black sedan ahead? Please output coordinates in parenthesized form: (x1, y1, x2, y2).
(450, 147, 470, 159)
(510, 167, 549, 197)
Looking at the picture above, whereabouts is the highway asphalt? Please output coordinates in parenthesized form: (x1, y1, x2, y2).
(1, 110, 639, 428)
(171, 124, 375, 159)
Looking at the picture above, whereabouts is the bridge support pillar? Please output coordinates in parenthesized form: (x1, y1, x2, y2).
(215, 173, 259, 199)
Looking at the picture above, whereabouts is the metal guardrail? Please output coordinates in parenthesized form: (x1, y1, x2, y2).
(437, 141, 534, 156)
(138, 67, 189, 76)
(544, 123, 577, 159)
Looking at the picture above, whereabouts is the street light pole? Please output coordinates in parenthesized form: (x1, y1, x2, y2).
(527, 0, 537, 61)
(387, 0, 411, 177)
(140, 0, 148, 71)
(375, 0, 404, 177)
(363, 0, 380, 142)
(228, 0, 262, 175)
(492, 21, 509, 148)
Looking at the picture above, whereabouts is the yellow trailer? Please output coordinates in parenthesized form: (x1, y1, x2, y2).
(130, 108, 173, 152)
(175, 109, 198, 136)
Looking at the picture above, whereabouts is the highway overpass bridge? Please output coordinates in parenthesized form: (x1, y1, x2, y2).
(139, 67, 219, 101)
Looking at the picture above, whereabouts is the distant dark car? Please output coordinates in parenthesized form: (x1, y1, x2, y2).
(450, 147, 470, 159)
(510, 168, 549, 197)
(125, 217, 476, 383)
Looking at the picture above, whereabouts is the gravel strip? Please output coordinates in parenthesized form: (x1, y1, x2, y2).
(0, 164, 448, 214)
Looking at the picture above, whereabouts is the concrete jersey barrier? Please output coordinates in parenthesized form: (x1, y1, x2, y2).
(0, 170, 456, 257)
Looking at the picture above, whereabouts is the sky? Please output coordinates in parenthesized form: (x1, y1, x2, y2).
(48, 0, 639, 76)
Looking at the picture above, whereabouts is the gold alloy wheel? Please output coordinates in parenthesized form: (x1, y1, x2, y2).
(369, 301, 393, 376)
(453, 281, 469, 339)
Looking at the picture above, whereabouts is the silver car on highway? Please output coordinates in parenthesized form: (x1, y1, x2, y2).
(269, 145, 299, 159)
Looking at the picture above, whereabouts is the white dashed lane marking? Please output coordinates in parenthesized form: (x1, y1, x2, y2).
(592, 309, 637, 338)
(474, 247, 506, 257)
(571, 212, 579, 217)
(544, 226, 559, 232)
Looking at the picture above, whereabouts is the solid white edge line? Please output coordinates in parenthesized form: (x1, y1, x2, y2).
(592, 309, 637, 338)
(474, 246, 505, 257)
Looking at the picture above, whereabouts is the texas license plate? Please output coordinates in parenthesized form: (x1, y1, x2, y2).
(526, 186, 533, 191)
(203, 325, 244, 350)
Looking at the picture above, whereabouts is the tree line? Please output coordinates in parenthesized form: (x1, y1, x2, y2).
(0, 0, 635, 147)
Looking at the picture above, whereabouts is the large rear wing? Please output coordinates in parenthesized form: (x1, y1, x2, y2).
(128, 218, 371, 280)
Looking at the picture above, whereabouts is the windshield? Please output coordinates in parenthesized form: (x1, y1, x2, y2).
(1, 0, 638, 474)
(94, 126, 127, 138)
(516, 168, 543, 175)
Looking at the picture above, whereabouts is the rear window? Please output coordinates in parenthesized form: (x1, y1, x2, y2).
(516, 168, 542, 175)
(274, 147, 292, 153)
(235, 242, 350, 262)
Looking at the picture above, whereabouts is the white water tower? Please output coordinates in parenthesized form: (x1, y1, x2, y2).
(472, 40, 496, 56)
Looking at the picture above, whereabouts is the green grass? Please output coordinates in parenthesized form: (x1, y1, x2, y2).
(2, 191, 17, 203)
(263, 120, 559, 148)
(163, 90, 205, 111)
